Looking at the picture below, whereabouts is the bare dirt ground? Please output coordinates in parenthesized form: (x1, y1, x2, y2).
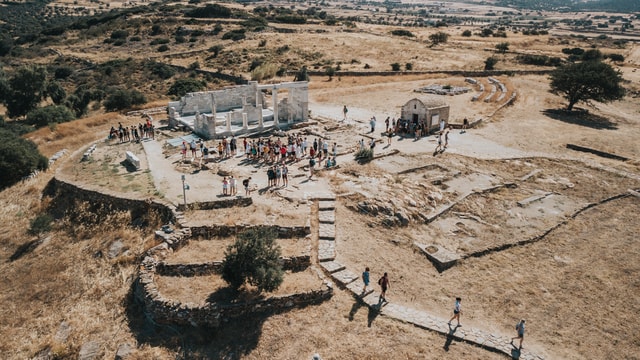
(3, 77, 638, 360)
(155, 268, 323, 306)
(164, 236, 311, 263)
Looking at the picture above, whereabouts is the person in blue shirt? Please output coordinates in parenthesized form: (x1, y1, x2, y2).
(362, 267, 370, 294)
(448, 297, 462, 326)
(512, 319, 525, 349)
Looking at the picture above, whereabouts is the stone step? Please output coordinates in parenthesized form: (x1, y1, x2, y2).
(317, 240, 336, 262)
(318, 210, 335, 224)
(319, 261, 346, 274)
(318, 201, 336, 210)
(318, 223, 335, 240)
(331, 269, 359, 287)
(310, 192, 336, 201)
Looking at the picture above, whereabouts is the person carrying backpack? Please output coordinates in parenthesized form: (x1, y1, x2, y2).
(378, 272, 389, 304)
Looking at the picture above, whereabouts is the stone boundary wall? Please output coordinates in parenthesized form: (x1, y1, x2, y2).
(189, 224, 311, 239)
(155, 255, 311, 277)
(44, 177, 176, 224)
(293, 69, 552, 77)
(463, 192, 633, 260)
(136, 256, 332, 327)
(176, 197, 253, 211)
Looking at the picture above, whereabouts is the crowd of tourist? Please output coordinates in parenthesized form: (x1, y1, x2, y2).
(109, 120, 154, 143)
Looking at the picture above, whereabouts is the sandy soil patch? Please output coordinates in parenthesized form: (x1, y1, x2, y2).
(164, 236, 311, 264)
(154, 268, 324, 306)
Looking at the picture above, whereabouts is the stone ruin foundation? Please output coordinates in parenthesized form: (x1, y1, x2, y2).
(168, 81, 309, 139)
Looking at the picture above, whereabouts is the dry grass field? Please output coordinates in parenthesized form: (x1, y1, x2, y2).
(1, 0, 640, 359)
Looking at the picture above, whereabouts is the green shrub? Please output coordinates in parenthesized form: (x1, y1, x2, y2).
(274, 15, 307, 24)
(147, 61, 176, 79)
(293, 66, 309, 82)
(222, 29, 246, 41)
(26, 105, 75, 128)
(54, 66, 74, 79)
(221, 228, 283, 293)
(150, 38, 170, 45)
(251, 63, 279, 81)
(354, 148, 373, 162)
(461, 29, 472, 37)
(150, 24, 163, 35)
(429, 31, 449, 45)
(103, 88, 146, 111)
(605, 53, 624, 62)
(28, 213, 53, 236)
(186, 4, 232, 18)
(391, 29, 414, 37)
(110, 29, 129, 39)
(208, 44, 223, 57)
(157, 44, 169, 52)
(391, 62, 401, 71)
(484, 56, 498, 70)
(0, 128, 48, 190)
(167, 78, 206, 97)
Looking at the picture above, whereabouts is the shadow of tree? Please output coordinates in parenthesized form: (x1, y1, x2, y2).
(542, 108, 617, 130)
(125, 283, 267, 359)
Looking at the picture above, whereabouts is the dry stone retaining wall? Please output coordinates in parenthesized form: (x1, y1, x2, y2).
(189, 224, 310, 239)
(136, 255, 332, 328)
(176, 197, 253, 211)
(155, 255, 311, 276)
(44, 177, 176, 224)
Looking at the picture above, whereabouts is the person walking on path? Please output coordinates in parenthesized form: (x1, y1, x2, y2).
(512, 319, 525, 349)
(343, 105, 348, 121)
(370, 116, 377, 133)
(435, 133, 443, 154)
(282, 164, 288, 187)
(308, 157, 316, 179)
(448, 297, 462, 326)
(362, 267, 370, 294)
(243, 177, 252, 196)
(181, 141, 187, 161)
(378, 272, 389, 303)
(461, 118, 469, 133)
(222, 177, 229, 196)
(190, 139, 197, 159)
(229, 176, 237, 196)
(444, 126, 450, 148)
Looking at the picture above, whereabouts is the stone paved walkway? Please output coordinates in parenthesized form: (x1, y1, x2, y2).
(316, 194, 545, 360)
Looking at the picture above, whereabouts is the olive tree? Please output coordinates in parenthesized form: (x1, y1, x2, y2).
(221, 228, 284, 293)
(549, 60, 625, 111)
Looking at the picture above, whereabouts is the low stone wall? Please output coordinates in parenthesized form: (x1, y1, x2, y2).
(44, 177, 176, 225)
(136, 256, 332, 327)
(156, 255, 311, 276)
(176, 197, 253, 211)
(189, 224, 310, 239)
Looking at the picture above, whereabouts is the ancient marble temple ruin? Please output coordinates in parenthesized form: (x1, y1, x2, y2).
(168, 81, 309, 139)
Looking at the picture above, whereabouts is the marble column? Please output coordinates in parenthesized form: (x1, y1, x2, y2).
(242, 112, 248, 130)
(226, 113, 231, 132)
(273, 89, 279, 128)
